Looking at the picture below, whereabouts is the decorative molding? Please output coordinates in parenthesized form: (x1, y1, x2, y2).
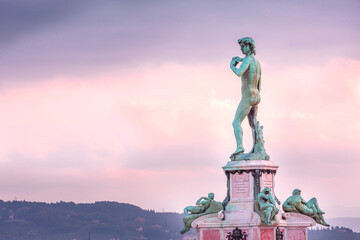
(222, 171, 231, 216)
(225, 169, 276, 175)
(252, 169, 262, 198)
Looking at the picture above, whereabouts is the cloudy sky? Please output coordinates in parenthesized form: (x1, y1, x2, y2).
(0, 0, 359, 218)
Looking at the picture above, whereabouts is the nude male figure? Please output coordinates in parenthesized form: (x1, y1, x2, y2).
(183, 193, 214, 216)
(181, 193, 223, 234)
(283, 189, 329, 226)
(229, 37, 261, 158)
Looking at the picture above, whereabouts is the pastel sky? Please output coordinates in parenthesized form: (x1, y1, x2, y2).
(0, 0, 359, 218)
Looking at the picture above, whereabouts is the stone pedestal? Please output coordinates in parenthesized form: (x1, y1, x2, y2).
(191, 160, 316, 240)
(222, 160, 279, 224)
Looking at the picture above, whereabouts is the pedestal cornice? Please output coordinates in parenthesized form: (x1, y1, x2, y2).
(223, 160, 279, 172)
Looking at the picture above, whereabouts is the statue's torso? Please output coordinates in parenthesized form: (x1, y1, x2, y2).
(241, 55, 261, 105)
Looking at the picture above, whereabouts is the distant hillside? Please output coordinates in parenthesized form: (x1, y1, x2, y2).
(0, 200, 195, 240)
(0, 200, 359, 240)
(309, 226, 360, 240)
(326, 217, 360, 233)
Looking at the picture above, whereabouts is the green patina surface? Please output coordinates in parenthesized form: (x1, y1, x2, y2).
(283, 189, 330, 227)
(180, 193, 223, 234)
(229, 37, 269, 161)
(254, 187, 279, 225)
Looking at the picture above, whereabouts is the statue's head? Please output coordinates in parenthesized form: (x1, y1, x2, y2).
(263, 187, 271, 195)
(292, 189, 301, 196)
(238, 37, 256, 55)
(208, 193, 215, 200)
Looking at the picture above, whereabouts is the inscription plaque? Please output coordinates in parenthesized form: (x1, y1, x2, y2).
(232, 173, 250, 199)
(262, 173, 273, 189)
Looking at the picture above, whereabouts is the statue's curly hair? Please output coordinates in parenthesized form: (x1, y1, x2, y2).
(292, 189, 301, 195)
(238, 37, 256, 55)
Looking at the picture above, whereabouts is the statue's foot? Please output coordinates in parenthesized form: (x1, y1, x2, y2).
(318, 210, 325, 214)
(230, 147, 245, 160)
(321, 221, 330, 227)
(249, 146, 255, 154)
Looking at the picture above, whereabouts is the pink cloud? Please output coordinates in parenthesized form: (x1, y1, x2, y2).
(0, 58, 359, 217)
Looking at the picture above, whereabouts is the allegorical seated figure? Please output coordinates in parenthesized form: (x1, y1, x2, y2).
(180, 193, 223, 234)
(282, 189, 330, 226)
(184, 193, 213, 216)
(254, 187, 279, 225)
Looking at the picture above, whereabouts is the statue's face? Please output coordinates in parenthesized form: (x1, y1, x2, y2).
(264, 187, 270, 195)
(208, 193, 214, 199)
(241, 44, 250, 55)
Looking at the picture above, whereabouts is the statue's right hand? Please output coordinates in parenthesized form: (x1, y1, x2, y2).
(233, 56, 243, 62)
(230, 58, 238, 67)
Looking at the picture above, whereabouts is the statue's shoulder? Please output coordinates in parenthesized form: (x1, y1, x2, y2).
(295, 195, 302, 200)
(284, 196, 294, 203)
(243, 56, 251, 61)
(244, 55, 258, 67)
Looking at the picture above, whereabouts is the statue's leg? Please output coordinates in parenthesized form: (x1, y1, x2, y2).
(184, 207, 190, 216)
(184, 206, 203, 215)
(231, 101, 252, 157)
(307, 198, 325, 214)
(265, 208, 272, 224)
(180, 220, 192, 234)
(318, 213, 330, 227)
(248, 105, 258, 153)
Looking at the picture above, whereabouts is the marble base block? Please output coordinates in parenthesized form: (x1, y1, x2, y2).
(223, 160, 279, 222)
(192, 160, 316, 240)
(192, 212, 315, 240)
